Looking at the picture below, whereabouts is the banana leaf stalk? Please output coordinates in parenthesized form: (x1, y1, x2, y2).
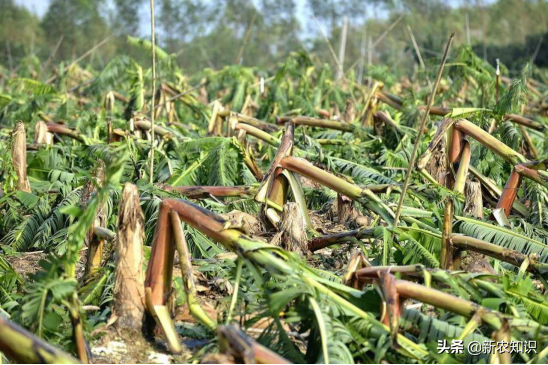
(496, 169, 522, 217)
(233, 137, 264, 180)
(279, 156, 395, 224)
(308, 228, 375, 252)
(519, 125, 540, 159)
(374, 110, 400, 131)
(355, 264, 426, 281)
(217, 325, 290, 364)
(144, 201, 180, 354)
(418, 105, 451, 116)
(392, 280, 545, 336)
(134, 120, 174, 139)
(449, 234, 548, 276)
(448, 126, 464, 167)
(375, 90, 402, 110)
(379, 272, 402, 345)
(218, 110, 278, 132)
(160, 184, 259, 199)
(515, 163, 548, 188)
(504, 114, 544, 131)
(454, 119, 527, 166)
(46, 122, 87, 144)
(0, 315, 79, 364)
(277, 116, 354, 131)
(235, 122, 280, 146)
(169, 211, 216, 330)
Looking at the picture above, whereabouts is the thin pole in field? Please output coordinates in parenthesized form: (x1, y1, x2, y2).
(149, 0, 157, 184)
(391, 33, 455, 235)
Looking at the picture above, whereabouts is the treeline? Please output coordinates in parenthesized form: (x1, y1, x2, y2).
(1, 0, 548, 76)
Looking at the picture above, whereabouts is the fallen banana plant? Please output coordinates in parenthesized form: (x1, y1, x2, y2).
(0, 315, 80, 364)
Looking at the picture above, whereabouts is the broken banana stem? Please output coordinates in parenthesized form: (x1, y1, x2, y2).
(0, 315, 80, 364)
(134, 120, 173, 139)
(279, 156, 395, 224)
(161, 198, 429, 359)
(308, 228, 375, 252)
(375, 90, 403, 110)
(277, 116, 355, 131)
(417, 118, 455, 171)
(440, 197, 454, 270)
(504, 114, 544, 131)
(469, 165, 529, 217)
(218, 110, 279, 132)
(46, 123, 87, 144)
(449, 234, 548, 275)
(496, 169, 522, 217)
(454, 119, 527, 165)
(217, 325, 291, 364)
(255, 124, 294, 210)
(235, 123, 280, 146)
(374, 110, 400, 131)
(169, 211, 216, 330)
(160, 184, 259, 199)
(453, 139, 471, 195)
(394, 279, 541, 334)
